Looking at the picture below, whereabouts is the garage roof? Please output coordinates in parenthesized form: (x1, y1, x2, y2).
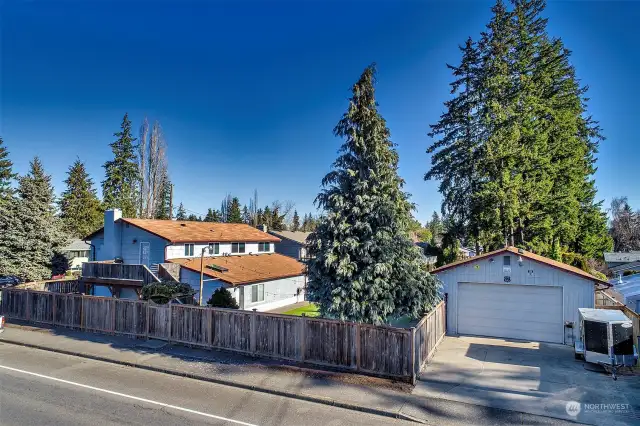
(432, 246, 610, 286)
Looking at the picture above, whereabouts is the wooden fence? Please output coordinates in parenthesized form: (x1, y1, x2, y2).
(0, 288, 446, 382)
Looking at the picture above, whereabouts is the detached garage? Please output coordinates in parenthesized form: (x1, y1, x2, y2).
(433, 247, 611, 345)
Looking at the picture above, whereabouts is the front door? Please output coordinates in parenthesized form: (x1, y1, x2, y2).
(139, 242, 150, 266)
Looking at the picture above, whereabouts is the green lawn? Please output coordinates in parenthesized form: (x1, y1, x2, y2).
(283, 303, 320, 317)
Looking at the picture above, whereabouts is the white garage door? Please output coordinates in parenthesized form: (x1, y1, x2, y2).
(457, 283, 564, 343)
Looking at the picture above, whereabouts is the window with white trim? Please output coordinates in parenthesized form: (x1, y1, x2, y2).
(251, 284, 264, 303)
(208, 243, 220, 255)
(258, 242, 270, 252)
(231, 242, 245, 254)
(184, 244, 194, 256)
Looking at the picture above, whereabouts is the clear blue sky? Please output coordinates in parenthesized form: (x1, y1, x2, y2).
(2, 0, 638, 223)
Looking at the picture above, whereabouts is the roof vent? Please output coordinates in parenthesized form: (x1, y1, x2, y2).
(180, 223, 186, 227)
(518, 248, 524, 254)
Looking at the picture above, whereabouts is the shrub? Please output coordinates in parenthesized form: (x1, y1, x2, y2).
(142, 281, 195, 305)
(206, 287, 239, 309)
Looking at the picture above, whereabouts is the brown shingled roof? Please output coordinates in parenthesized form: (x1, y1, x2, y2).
(432, 246, 610, 286)
(169, 253, 305, 286)
(119, 218, 280, 244)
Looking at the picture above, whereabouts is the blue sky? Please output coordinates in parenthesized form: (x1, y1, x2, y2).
(2, 0, 638, 223)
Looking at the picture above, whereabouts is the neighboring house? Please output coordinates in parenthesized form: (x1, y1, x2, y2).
(85, 209, 305, 309)
(604, 251, 640, 274)
(608, 273, 640, 313)
(62, 239, 91, 271)
(458, 246, 477, 259)
(432, 246, 611, 346)
(266, 227, 311, 261)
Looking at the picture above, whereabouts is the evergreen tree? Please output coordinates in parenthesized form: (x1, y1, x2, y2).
(241, 205, 252, 224)
(102, 113, 139, 217)
(307, 65, 440, 324)
(292, 210, 300, 231)
(206, 287, 239, 309)
(204, 208, 222, 222)
(175, 202, 187, 220)
(227, 197, 242, 223)
(155, 176, 172, 219)
(0, 158, 69, 281)
(270, 205, 286, 231)
(186, 214, 201, 221)
(426, 0, 607, 260)
(0, 137, 16, 201)
(58, 159, 103, 238)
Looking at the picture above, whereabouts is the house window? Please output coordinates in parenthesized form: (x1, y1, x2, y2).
(503, 255, 511, 266)
(251, 284, 264, 303)
(184, 244, 195, 256)
(208, 243, 220, 255)
(232, 242, 245, 254)
(258, 242, 270, 252)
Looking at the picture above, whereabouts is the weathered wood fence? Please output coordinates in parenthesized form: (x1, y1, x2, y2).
(1, 288, 446, 382)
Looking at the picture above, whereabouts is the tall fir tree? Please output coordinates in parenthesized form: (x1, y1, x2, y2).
(0, 137, 16, 202)
(58, 159, 103, 238)
(175, 202, 187, 220)
(204, 208, 222, 222)
(0, 158, 69, 281)
(227, 197, 243, 223)
(241, 205, 252, 224)
(291, 210, 300, 231)
(307, 65, 440, 324)
(155, 177, 172, 219)
(102, 113, 139, 217)
(426, 0, 608, 260)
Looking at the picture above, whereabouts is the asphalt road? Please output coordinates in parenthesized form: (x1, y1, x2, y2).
(0, 343, 409, 426)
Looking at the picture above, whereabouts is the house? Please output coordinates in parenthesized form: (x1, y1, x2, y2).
(608, 273, 640, 313)
(266, 227, 311, 261)
(432, 246, 611, 346)
(85, 209, 306, 310)
(62, 239, 91, 271)
(458, 246, 477, 259)
(604, 251, 640, 274)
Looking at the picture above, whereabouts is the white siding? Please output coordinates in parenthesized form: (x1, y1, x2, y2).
(436, 253, 596, 345)
(240, 275, 306, 312)
(166, 241, 274, 260)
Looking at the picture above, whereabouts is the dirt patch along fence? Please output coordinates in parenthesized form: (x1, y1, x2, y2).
(1, 288, 446, 383)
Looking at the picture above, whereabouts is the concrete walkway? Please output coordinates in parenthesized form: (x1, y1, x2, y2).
(0, 324, 579, 425)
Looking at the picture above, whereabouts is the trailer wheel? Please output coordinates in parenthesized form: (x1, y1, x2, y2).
(574, 352, 583, 360)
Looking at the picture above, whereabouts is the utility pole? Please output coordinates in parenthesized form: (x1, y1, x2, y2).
(169, 184, 174, 219)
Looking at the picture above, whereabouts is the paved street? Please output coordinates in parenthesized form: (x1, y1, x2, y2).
(0, 343, 407, 426)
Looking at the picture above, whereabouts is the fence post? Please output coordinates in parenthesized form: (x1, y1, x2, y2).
(250, 309, 257, 354)
(410, 327, 417, 385)
(111, 298, 116, 334)
(145, 300, 150, 339)
(167, 303, 173, 343)
(355, 322, 361, 371)
(52, 293, 57, 325)
(207, 307, 213, 349)
(300, 314, 307, 362)
(26, 289, 31, 321)
(80, 295, 85, 330)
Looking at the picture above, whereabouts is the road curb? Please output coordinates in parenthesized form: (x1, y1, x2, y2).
(0, 337, 424, 424)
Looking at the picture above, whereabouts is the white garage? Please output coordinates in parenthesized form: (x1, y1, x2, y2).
(433, 247, 610, 346)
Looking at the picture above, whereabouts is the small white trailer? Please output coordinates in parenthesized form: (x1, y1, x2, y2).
(574, 308, 637, 380)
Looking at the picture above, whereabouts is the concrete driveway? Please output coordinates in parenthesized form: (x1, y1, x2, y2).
(414, 336, 640, 426)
